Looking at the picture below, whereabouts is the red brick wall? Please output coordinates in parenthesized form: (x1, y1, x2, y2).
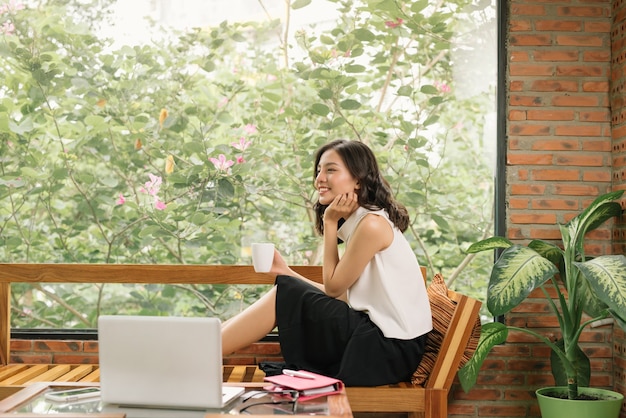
(446, 0, 623, 417)
(9, 339, 283, 366)
(611, 0, 626, 417)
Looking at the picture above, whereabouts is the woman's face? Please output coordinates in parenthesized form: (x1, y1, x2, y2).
(315, 149, 360, 205)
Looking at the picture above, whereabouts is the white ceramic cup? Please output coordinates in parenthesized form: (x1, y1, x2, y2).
(251, 243, 274, 273)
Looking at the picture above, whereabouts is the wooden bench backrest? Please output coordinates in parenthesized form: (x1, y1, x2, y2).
(0, 264, 480, 390)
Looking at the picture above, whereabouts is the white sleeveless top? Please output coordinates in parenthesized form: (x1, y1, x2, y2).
(338, 207, 432, 340)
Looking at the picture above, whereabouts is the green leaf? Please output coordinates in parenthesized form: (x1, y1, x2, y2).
(345, 64, 365, 73)
(575, 255, 626, 329)
(311, 103, 330, 116)
(0, 112, 8, 132)
(20, 167, 43, 179)
(353, 28, 376, 42)
(200, 59, 215, 73)
(458, 322, 507, 392)
(411, 0, 429, 13)
(9, 117, 34, 134)
(331, 117, 345, 128)
(566, 190, 624, 249)
(577, 274, 607, 319)
(190, 212, 209, 226)
(487, 246, 558, 316)
(339, 99, 360, 110)
(420, 85, 438, 94)
(318, 88, 333, 100)
(217, 111, 233, 124)
(84, 115, 105, 127)
(466, 236, 513, 254)
(400, 120, 414, 134)
(428, 96, 444, 105)
(320, 34, 335, 45)
(423, 115, 439, 126)
(217, 178, 235, 198)
(609, 308, 626, 331)
(138, 225, 162, 238)
(291, 0, 311, 10)
(528, 240, 563, 265)
(183, 141, 205, 155)
(431, 214, 449, 230)
(397, 85, 413, 97)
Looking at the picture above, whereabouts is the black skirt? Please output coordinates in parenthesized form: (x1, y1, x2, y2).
(274, 275, 427, 387)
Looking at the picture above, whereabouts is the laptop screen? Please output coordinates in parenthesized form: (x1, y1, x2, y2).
(98, 315, 242, 410)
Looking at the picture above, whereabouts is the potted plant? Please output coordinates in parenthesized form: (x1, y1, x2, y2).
(459, 190, 625, 418)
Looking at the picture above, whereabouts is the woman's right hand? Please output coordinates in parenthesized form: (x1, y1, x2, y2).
(269, 248, 293, 277)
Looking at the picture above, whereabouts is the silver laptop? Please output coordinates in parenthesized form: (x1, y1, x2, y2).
(98, 315, 244, 411)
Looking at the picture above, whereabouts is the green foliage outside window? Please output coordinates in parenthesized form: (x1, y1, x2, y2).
(0, 0, 496, 328)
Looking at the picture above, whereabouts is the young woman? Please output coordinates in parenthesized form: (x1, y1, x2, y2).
(222, 139, 432, 386)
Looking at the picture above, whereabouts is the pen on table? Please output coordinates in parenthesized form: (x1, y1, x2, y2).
(282, 369, 316, 379)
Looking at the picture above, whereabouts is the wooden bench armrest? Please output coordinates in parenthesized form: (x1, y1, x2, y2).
(426, 291, 482, 389)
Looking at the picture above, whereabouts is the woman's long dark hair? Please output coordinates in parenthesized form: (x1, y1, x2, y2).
(313, 139, 409, 235)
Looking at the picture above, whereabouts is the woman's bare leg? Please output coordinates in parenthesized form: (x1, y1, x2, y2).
(221, 286, 277, 356)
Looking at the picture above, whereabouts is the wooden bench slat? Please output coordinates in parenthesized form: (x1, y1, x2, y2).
(226, 365, 247, 383)
(251, 366, 265, 382)
(26, 364, 71, 383)
(0, 365, 28, 383)
(1, 365, 49, 385)
(53, 365, 95, 382)
(346, 385, 425, 412)
(79, 368, 100, 382)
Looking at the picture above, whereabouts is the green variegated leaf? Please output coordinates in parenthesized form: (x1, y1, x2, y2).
(528, 240, 563, 267)
(487, 246, 558, 316)
(559, 223, 572, 251)
(458, 322, 507, 392)
(609, 308, 626, 331)
(578, 274, 609, 319)
(566, 190, 624, 249)
(575, 255, 626, 327)
(466, 236, 513, 254)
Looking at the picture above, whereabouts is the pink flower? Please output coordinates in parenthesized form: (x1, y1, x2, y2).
(135, 174, 167, 210)
(116, 194, 126, 205)
(1, 21, 15, 35)
(231, 137, 251, 151)
(218, 97, 228, 108)
(209, 154, 234, 171)
(0, 0, 24, 14)
(140, 174, 162, 196)
(154, 200, 167, 210)
(267, 74, 277, 81)
(243, 124, 257, 134)
(385, 18, 403, 28)
(434, 81, 451, 93)
(236, 156, 245, 164)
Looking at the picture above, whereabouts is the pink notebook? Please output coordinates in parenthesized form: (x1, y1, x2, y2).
(263, 370, 344, 401)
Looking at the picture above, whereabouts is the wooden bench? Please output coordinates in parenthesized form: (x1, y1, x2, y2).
(0, 264, 482, 418)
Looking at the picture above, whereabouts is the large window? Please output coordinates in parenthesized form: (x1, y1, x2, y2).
(0, 0, 498, 329)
